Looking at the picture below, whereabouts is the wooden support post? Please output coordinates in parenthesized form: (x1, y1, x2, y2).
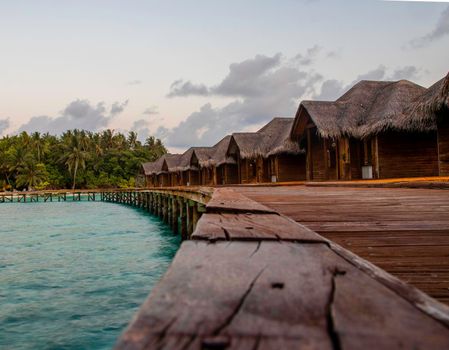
(157, 195, 162, 218)
(187, 200, 194, 237)
(150, 193, 154, 213)
(180, 200, 188, 240)
(163, 196, 169, 224)
(192, 202, 199, 232)
(171, 198, 179, 235)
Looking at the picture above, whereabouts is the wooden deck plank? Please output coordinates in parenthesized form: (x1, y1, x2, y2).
(240, 185, 449, 305)
(206, 188, 276, 214)
(116, 241, 449, 349)
(192, 213, 324, 242)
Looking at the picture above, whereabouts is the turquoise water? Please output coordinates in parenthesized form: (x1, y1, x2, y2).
(0, 201, 180, 349)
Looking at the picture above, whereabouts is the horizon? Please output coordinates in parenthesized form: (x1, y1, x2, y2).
(1, 0, 448, 153)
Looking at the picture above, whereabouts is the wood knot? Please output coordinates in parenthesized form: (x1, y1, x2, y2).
(271, 282, 284, 289)
(202, 335, 230, 349)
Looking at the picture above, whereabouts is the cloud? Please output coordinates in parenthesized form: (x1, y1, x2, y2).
(127, 80, 142, 85)
(0, 118, 9, 135)
(211, 53, 284, 97)
(314, 79, 347, 101)
(356, 65, 387, 81)
(389, 66, 421, 81)
(143, 106, 159, 115)
(410, 6, 449, 48)
(17, 99, 128, 134)
(110, 100, 129, 116)
(167, 53, 285, 98)
(314, 64, 422, 101)
(167, 80, 209, 97)
(130, 119, 151, 142)
(294, 45, 322, 66)
(160, 51, 324, 148)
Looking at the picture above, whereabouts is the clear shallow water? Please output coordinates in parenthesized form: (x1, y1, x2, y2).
(0, 201, 180, 350)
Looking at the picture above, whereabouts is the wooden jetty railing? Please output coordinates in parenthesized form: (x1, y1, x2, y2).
(0, 187, 213, 240)
(101, 187, 212, 239)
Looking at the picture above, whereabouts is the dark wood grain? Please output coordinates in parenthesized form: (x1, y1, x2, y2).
(240, 185, 449, 305)
(116, 241, 449, 349)
(192, 212, 324, 242)
(206, 188, 276, 214)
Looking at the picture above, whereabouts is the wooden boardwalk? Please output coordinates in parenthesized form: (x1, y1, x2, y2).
(240, 185, 449, 305)
(116, 187, 449, 349)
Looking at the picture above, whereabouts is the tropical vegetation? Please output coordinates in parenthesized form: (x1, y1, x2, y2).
(0, 130, 166, 191)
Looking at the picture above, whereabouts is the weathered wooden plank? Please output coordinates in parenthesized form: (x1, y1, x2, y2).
(192, 213, 324, 242)
(241, 185, 449, 305)
(206, 188, 276, 214)
(115, 241, 449, 350)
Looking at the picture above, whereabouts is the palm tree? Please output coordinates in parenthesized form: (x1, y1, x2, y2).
(60, 131, 89, 189)
(31, 132, 48, 162)
(16, 158, 47, 191)
(127, 131, 138, 150)
(101, 129, 114, 150)
(7, 145, 28, 176)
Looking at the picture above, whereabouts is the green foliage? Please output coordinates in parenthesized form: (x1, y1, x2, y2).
(0, 129, 167, 190)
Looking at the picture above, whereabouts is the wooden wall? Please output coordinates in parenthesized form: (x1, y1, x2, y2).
(438, 119, 449, 176)
(188, 170, 200, 186)
(273, 154, 306, 182)
(349, 139, 363, 180)
(200, 168, 214, 186)
(377, 131, 439, 178)
(239, 159, 257, 183)
(307, 130, 327, 181)
(224, 164, 239, 184)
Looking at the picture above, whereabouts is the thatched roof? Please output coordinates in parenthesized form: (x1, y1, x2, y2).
(164, 154, 183, 173)
(193, 147, 215, 168)
(231, 132, 264, 159)
(142, 161, 156, 176)
(404, 72, 449, 129)
(142, 156, 166, 176)
(231, 118, 303, 159)
(173, 148, 192, 172)
(258, 118, 303, 157)
(143, 154, 182, 175)
(292, 80, 428, 139)
(211, 135, 235, 167)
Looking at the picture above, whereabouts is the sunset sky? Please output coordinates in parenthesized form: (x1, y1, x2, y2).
(0, 0, 448, 152)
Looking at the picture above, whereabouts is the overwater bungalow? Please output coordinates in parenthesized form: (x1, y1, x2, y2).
(142, 161, 157, 187)
(143, 154, 182, 187)
(228, 118, 305, 183)
(174, 148, 200, 186)
(192, 147, 215, 186)
(406, 72, 449, 176)
(142, 156, 168, 187)
(210, 135, 239, 185)
(165, 154, 183, 187)
(259, 118, 305, 182)
(290, 80, 439, 180)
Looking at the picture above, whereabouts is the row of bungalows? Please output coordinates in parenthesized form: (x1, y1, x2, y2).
(142, 118, 306, 187)
(142, 73, 449, 186)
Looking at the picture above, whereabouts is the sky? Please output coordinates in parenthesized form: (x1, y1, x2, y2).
(0, 0, 448, 152)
